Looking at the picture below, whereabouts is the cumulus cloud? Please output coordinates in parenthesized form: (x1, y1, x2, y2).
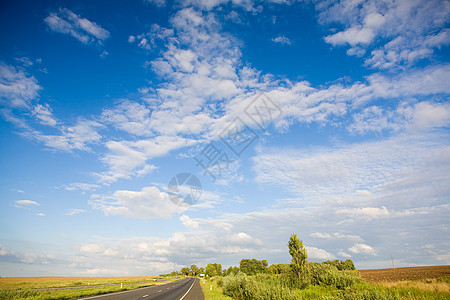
(318, 0, 450, 69)
(306, 246, 336, 260)
(44, 8, 110, 45)
(348, 243, 377, 256)
(180, 215, 199, 229)
(0, 244, 54, 264)
(90, 186, 186, 219)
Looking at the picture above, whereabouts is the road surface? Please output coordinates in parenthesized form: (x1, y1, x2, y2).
(79, 277, 204, 300)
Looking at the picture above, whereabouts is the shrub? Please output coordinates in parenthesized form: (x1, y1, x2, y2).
(339, 284, 399, 300)
(308, 262, 362, 289)
(323, 259, 356, 271)
(220, 272, 298, 300)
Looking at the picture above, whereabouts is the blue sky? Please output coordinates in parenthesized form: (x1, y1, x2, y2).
(0, 0, 449, 276)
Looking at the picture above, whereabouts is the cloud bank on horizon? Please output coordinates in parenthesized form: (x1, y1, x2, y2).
(0, 0, 449, 276)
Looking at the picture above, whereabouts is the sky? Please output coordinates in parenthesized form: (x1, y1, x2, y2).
(0, 0, 449, 276)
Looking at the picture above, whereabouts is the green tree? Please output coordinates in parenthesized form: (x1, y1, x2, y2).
(288, 233, 308, 285)
(190, 264, 199, 276)
(268, 263, 290, 274)
(180, 267, 190, 276)
(239, 258, 268, 275)
(205, 263, 222, 277)
(226, 266, 240, 276)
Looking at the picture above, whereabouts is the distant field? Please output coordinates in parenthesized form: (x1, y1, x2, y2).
(359, 265, 450, 282)
(0, 276, 181, 299)
(0, 276, 160, 290)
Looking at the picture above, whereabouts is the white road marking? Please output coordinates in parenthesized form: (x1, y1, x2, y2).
(142, 295, 149, 298)
(179, 279, 196, 300)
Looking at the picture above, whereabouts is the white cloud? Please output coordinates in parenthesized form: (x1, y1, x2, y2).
(306, 246, 336, 260)
(348, 243, 377, 256)
(0, 244, 54, 264)
(349, 101, 450, 134)
(90, 186, 186, 220)
(337, 206, 390, 220)
(44, 8, 110, 45)
(271, 35, 291, 45)
(37, 213, 46, 217)
(65, 209, 87, 216)
(318, 0, 450, 69)
(338, 251, 352, 258)
(311, 232, 331, 239)
(0, 63, 41, 108)
(253, 132, 450, 209)
(33, 104, 57, 127)
(95, 135, 195, 183)
(311, 232, 363, 242)
(180, 215, 199, 229)
(64, 183, 99, 192)
(14, 200, 40, 208)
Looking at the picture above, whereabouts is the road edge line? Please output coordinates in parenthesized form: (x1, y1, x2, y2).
(179, 278, 196, 300)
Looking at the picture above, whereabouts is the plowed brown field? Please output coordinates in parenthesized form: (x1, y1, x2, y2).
(359, 265, 450, 282)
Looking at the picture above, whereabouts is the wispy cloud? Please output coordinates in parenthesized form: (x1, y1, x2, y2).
(253, 132, 450, 208)
(44, 8, 110, 45)
(63, 183, 99, 192)
(271, 35, 291, 45)
(65, 209, 86, 216)
(13, 200, 40, 208)
(0, 63, 41, 108)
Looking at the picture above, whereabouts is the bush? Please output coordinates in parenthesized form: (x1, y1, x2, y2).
(220, 273, 298, 300)
(339, 284, 399, 300)
(323, 259, 356, 271)
(308, 262, 362, 289)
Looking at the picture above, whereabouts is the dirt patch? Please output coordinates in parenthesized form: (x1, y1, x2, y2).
(359, 265, 450, 282)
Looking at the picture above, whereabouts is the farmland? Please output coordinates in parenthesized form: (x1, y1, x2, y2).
(359, 265, 450, 282)
(0, 276, 180, 299)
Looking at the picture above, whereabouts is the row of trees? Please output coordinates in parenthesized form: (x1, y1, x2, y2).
(164, 234, 354, 284)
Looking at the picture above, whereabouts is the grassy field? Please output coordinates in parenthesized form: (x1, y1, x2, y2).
(0, 276, 180, 300)
(0, 276, 160, 290)
(200, 278, 232, 300)
(200, 266, 450, 300)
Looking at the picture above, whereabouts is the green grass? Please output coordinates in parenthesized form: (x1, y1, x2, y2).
(209, 271, 450, 300)
(0, 277, 163, 290)
(0, 283, 156, 300)
(200, 278, 232, 300)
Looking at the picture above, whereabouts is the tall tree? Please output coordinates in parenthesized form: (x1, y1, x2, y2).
(288, 233, 308, 284)
(205, 263, 222, 277)
(190, 264, 199, 276)
(180, 267, 190, 276)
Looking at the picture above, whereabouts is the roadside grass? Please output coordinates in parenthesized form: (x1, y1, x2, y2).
(214, 271, 450, 300)
(199, 278, 232, 300)
(0, 283, 155, 300)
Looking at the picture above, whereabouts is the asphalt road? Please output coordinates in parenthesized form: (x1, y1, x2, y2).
(79, 277, 204, 300)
